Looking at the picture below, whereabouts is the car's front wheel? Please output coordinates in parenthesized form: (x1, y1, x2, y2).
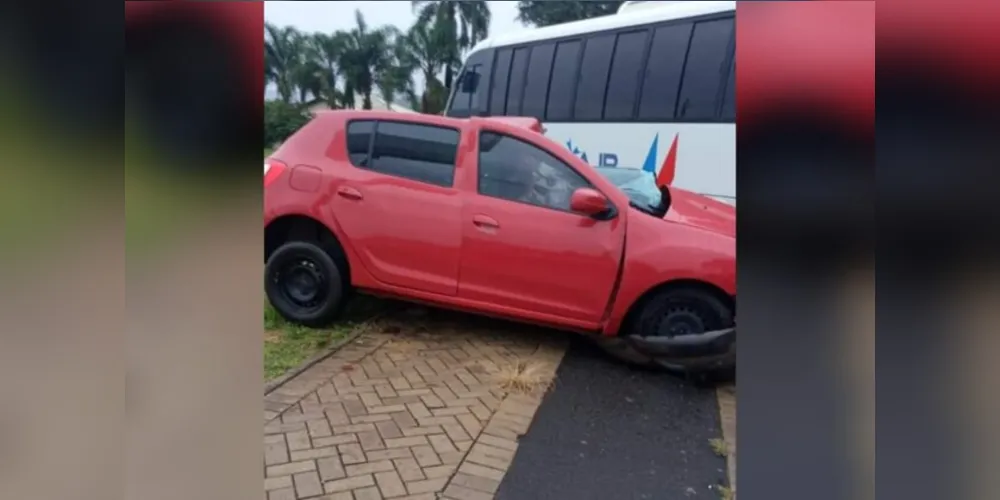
(265, 241, 345, 328)
(596, 286, 735, 381)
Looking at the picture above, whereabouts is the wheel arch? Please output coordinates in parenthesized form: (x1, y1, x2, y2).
(265, 214, 351, 287)
(616, 279, 735, 337)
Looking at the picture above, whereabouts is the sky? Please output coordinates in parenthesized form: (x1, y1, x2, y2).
(263, 1, 530, 102)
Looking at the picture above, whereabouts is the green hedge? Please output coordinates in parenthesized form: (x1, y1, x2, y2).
(265, 100, 311, 149)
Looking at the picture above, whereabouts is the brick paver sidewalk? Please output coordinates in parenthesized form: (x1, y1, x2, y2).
(263, 314, 568, 500)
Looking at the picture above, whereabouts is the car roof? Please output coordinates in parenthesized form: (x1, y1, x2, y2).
(313, 109, 465, 128)
(313, 110, 546, 135)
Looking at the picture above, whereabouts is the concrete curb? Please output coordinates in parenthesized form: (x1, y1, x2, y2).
(716, 385, 738, 498)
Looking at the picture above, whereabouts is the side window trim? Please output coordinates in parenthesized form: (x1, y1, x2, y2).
(715, 24, 736, 120)
(568, 37, 588, 121)
(541, 43, 557, 120)
(674, 23, 697, 120)
(598, 34, 621, 120)
(485, 48, 498, 115)
(632, 28, 655, 119)
(366, 120, 379, 164)
(475, 129, 615, 216)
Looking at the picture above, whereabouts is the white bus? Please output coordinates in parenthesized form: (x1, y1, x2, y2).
(445, 1, 735, 204)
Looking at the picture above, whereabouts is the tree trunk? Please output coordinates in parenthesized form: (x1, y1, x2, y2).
(279, 80, 293, 103)
(444, 4, 457, 91)
(444, 65, 453, 92)
(363, 93, 373, 110)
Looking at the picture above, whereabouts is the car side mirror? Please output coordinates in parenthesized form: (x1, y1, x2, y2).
(570, 188, 613, 218)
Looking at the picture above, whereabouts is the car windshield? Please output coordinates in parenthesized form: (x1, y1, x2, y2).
(594, 167, 667, 217)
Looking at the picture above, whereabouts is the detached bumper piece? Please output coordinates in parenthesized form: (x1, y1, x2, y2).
(627, 327, 735, 372)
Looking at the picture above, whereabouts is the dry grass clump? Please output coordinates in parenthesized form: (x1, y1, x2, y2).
(709, 437, 728, 457)
(495, 360, 549, 394)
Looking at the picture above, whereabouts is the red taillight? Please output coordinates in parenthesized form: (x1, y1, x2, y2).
(264, 159, 287, 188)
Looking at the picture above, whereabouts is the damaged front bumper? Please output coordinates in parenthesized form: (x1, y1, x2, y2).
(627, 326, 736, 372)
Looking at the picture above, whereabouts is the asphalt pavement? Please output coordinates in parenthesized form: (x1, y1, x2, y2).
(495, 337, 729, 500)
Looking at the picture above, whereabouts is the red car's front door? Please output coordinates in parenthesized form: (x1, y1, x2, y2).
(457, 130, 626, 325)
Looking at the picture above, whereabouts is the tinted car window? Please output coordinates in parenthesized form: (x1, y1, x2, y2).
(637, 22, 693, 120)
(488, 48, 513, 115)
(346, 120, 374, 167)
(521, 43, 556, 120)
(604, 29, 650, 121)
(505, 47, 531, 115)
(369, 121, 460, 187)
(546, 40, 582, 121)
(478, 132, 591, 212)
(676, 17, 734, 120)
(573, 33, 616, 121)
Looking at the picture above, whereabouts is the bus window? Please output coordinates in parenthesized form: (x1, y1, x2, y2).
(573, 33, 615, 121)
(521, 42, 556, 120)
(721, 58, 735, 121)
(488, 48, 513, 116)
(676, 17, 734, 121)
(447, 49, 493, 118)
(545, 40, 582, 121)
(637, 22, 693, 121)
(604, 29, 650, 121)
(505, 47, 531, 115)
(449, 70, 473, 116)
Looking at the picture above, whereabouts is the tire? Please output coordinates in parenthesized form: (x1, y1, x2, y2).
(597, 286, 735, 379)
(633, 287, 734, 340)
(265, 241, 346, 328)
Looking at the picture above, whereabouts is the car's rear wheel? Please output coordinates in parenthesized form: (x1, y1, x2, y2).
(596, 286, 735, 381)
(265, 241, 345, 328)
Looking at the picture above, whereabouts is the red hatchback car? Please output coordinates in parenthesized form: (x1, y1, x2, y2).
(265, 111, 736, 373)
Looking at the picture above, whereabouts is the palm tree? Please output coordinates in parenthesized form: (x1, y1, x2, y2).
(306, 32, 350, 108)
(397, 19, 450, 113)
(411, 1, 491, 91)
(264, 23, 304, 103)
(292, 56, 325, 106)
(338, 10, 397, 110)
(378, 40, 419, 111)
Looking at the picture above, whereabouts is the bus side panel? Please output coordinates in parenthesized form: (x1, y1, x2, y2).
(544, 122, 736, 204)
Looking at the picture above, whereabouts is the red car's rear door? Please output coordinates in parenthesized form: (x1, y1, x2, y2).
(330, 119, 465, 296)
(457, 129, 626, 325)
